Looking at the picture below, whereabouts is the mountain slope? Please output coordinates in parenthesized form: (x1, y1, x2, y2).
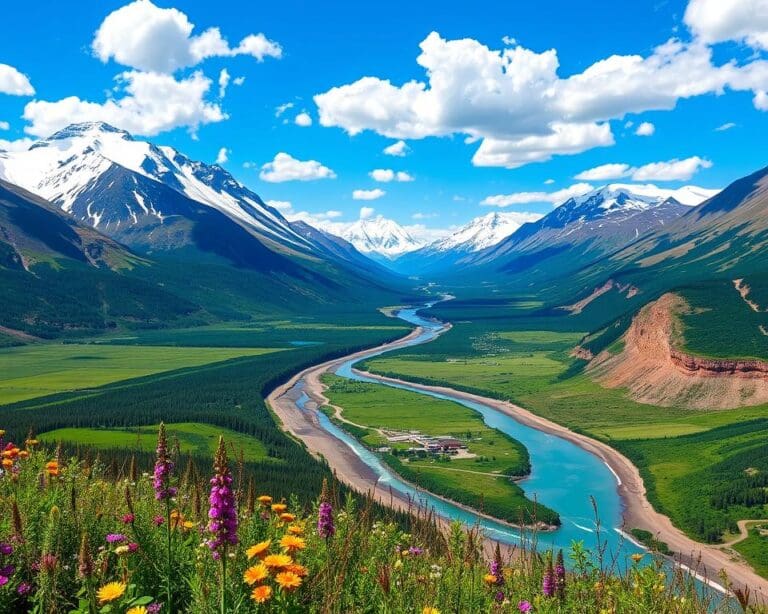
(332, 215, 424, 261)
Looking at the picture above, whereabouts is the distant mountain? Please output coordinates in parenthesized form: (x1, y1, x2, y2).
(393, 212, 539, 275)
(446, 183, 718, 288)
(333, 215, 425, 261)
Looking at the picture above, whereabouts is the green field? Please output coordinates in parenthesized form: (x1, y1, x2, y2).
(321, 374, 559, 526)
(734, 527, 768, 578)
(0, 344, 283, 405)
(40, 422, 271, 462)
(362, 309, 768, 576)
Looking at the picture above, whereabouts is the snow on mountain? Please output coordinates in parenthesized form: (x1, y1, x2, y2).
(335, 215, 424, 259)
(430, 212, 541, 253)
(0, 122, 309, 249)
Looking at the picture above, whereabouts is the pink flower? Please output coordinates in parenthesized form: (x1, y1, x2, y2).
(518, 600, 532, 612)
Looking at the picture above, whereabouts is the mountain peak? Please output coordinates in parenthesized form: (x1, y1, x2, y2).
(337, 215, 424, 258)
(431, 211, 540, 253)
(38, 122, 133, 145)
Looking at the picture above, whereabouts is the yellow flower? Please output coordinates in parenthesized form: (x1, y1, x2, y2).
(243, 563, 269, 585)
(182, 521, 196, 530)
(0, 430, 5, 437)
(96, 581, 126, 603)
(286, 563, 309, 577)
(275, 570, 302, 591)
(246, 540, 271, 560)
(251, 584, 273, 604)
(423, 608, 440, 614)
(263, 553, 292, 569)
(279, 512, 296, 523)
(25, 439, 39, 447)
(127, 607, 148, 614)
(287, 524, 304, 535)
(271, 503, 288, 514)
(257, 495, 273, 506)
(279, 534, 306, 552)
(114, 545, 130, 556)
(483, 574, 497, 585)
(631, 553, 644, 563)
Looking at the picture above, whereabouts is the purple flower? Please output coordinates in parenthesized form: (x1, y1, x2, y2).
(0, 543, 12, 556)
(408, 546, 423, 556)
(0, 576, 8, 587)
(122, 513, 135, 524)
(128, 542, 139, 553)
(0, 565, 15, 577)
(147, 603, 162, 613)
(153, 423, 175, 501)
(490, 543, 504, 586)
(205, 437, 238, 556)
(518, 600, 532, 612)
(105, 534, 126, 544)
(542, 557, 555, 598)
(17, 582, 32, 596)
(494, 590, 505, 603)
(153, 515, 164, 526)
(317, 501, 335, 539)
(555, 549, 566, 599)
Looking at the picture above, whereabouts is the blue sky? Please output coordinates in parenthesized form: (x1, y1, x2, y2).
(1, 0, 767, 239)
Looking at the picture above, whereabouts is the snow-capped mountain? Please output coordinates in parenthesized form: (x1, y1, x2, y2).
(432, 212, 540, 253)
(334, 215, 424, 260)
(0, 122, 309, 251)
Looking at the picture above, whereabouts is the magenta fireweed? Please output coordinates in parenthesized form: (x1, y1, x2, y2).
(542, 556, 555, 598)
(317, 501, 335, 539)
(206, 437, 238, 558)
(555, 549, 566, 599)
(153, 423, 176, 501)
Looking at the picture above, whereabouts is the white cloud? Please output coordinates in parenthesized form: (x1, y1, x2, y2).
(23, 70, 226, 137)
(575, 156, 713, 182)
(294, 112, 312, 127)
(92, 0, 281, 73)
(631, 156, 712, 181)
(259, 152, 336, 183)
(275, 102, 294, 117)
(544, 178, 555, 184)
(233, 76, 246, 86)
(684, 0, 768, 50)
(218, 68, 230, 98)
(575, 163, 633, 181)
(502, 35, 518, 46)
(481, 183, 594, 207)
(0, 63, 35, 96)
(755, 90, 768, 111)
(369, 168, 414, 182)
(0, 137, 35, 152)
(383, 140, 409, 156)
(285, 209, 343, 225)
(315, 31, 768, 168)
(412, 212, 437, 220)
(0, 121, 9, 131)
(715, 122, 736, 131)
(353, 189, 386, 201)
(265, 199, 292, 211)
(359, 206, 376, 219)
(215, 147, 228, 164)
(635, 121, 655, 136)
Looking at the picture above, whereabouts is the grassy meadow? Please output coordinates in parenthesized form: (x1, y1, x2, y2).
(321, 374, 560, 526)
(361, 308, 768, 577)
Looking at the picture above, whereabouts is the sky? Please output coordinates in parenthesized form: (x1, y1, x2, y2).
(1, 0, 767, 241)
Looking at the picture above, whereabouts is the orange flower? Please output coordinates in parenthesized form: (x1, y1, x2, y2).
(246, 540, 271, 560)
(250, 585, 272, 604)
(286, 563, 309, 577)
(271, 503, 287, 514)
(287, 524, 304, 535)
(279, 534, 306, 553)
(25, 439, 39, 447)
(483, 574, 497, 585)
(1, 458, 12, 470)
(46, 460, 59, 477)
(243, 563, 269, 585)
(275, 570, 302, 591)
(263, 553, 292, 569)
(279, 513, 296, 523)
(257, 495, 273, 506)
(18, 450, 29, 459)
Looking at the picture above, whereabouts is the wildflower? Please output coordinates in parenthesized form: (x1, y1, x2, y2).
(555, 549, 566, 599)
(286, 563, 308, 577)
(280, 534, 306, 553)
(122, 513, 135, 524)
(153, 423, 176, 501)
(17, 582, 32, 595)
(263, 553, 292, 569)
(128, 542, 139, 553)
(45, 460, 59, 477)
(483, 574, 497, 585)
(631, 553, 644, 563)
(97, 581, 127, 603)
(271, 503, 288, 514)
(153, 515, 164, 526)
(257, 495, 273, 506)
(490, 543, 504, 587)
(542, 556, 555, 598)
(127, 607, 148, 614)
(518, 600, 532, 612)
(287, 524, 304, 535)
(317, 501, 335, 539)
(206, 437, 238, 557)
(78, 534, 94, 578)
(0, 544, 12, 556)
(25, 438, 39, 447)
(243, 563, 269, 585)
(106, 533, 126, 544)
(275, 570, 302, 591)
(114, 545, 130, 556)
(40, 553, 57, 573)
(146, 603, 162, 613)
(423, 608, 440, 614)
(251, 585, 272, 603)
(246, 540, 271, 560)
(408, 546, 423, 556)
(279, 512, 296, 523)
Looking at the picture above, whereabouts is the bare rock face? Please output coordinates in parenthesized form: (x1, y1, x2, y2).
(588, 293, 768, 409)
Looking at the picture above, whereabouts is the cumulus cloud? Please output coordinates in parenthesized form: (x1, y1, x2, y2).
(22, 70, 226, 137)
(369, 169, 414, 182)
(684, 0, 768, 50)
(575, 156, 712, 182)
(359, 206, 376, 219)
(0, 121, 9, 131)
(315, 30, 768, 168)
(353, 189, 386, 201)
(259, 152, 336, 182)
(481, 183, 594, 207)
(383, 140, 409, 156)
(0, 63, 35, 96)
(635, 121, 655, 136)
(0, 137, 36, 152)
(218, 68, 230, 98)
(215, 147, 228, 164)
(92, 0, 281, 73)
(233, 76, 246, 86)
(294, 112, 312, 127)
